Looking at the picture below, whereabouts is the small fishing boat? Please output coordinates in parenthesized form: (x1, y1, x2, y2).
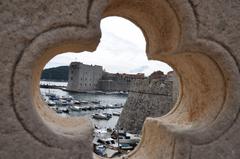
(119, 143, 134, 150)
(49, 94, 60, 100)
(79, 100, 89, 104)
(113, 112, 121, 116)
(103, 113, 112, 119)
(97, 105, 106, 110)
(45, 92, 55, 97)
(70, 105, 81, 111)
(114, 103, 123, 108)
(81, 106, 89, 111)
(106, 104, 114, 109)
(73, 100, 80, 105)
(92, 113, 110, 120)
(91, 100, 101, 104)
(57, 107, 69, 114)
(61, 95, 73, 102)
(47, 100, 56, 106)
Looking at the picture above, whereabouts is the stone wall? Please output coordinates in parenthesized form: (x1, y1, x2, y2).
(117, 77, 176, 134)
(67, 62, 144, 92)
(97, 80, 130, 92)
(167, 71, 179, 102)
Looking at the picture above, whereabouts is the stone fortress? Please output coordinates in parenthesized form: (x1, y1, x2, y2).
(67, 62, 145, 92)
(67, 61, 179, 134)
(67, 62, 103, 92)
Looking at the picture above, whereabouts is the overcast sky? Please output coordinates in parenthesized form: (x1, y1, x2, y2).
(45, 17, 172, 76)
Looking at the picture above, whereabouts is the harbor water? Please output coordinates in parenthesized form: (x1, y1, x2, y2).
(40, 81, 128, 129)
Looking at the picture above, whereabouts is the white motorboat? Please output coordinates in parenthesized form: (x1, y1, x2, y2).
(70, 105, 81, 111)
(47, 100, 56, 106)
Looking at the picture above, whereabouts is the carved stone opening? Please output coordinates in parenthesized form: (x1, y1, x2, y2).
(9, 0, 240, 159)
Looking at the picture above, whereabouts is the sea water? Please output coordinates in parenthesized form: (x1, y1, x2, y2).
(40, 81, 128, 129)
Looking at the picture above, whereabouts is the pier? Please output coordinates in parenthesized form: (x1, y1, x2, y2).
(40, 84, 66, 89)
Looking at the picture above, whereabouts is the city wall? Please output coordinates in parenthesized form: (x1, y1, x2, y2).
(67, 62, 144, 92)
(117, 79, 175, 134)
(97, 80, 130, 92)
(117, 75, 177, 133)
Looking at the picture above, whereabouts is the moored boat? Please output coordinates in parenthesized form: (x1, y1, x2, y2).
(92, 113, 110, 120)
(69, 105, 81, 111)
(113, 112, 121, 116)
(91, 100, 100, 104)
(47, 100, 56, 106)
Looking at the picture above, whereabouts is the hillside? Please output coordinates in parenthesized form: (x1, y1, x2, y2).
(41, 66, 69, 81)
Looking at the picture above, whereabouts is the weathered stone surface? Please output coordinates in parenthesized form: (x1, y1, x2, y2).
(117, 77, 176, 134)
(0, 0, 240, 159)
(0, 0, 107, 159)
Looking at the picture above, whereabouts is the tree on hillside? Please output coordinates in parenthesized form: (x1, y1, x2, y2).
(41, 66, 69, 81)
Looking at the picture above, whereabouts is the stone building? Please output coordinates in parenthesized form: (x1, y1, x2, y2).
(67, 62, 103, 92)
